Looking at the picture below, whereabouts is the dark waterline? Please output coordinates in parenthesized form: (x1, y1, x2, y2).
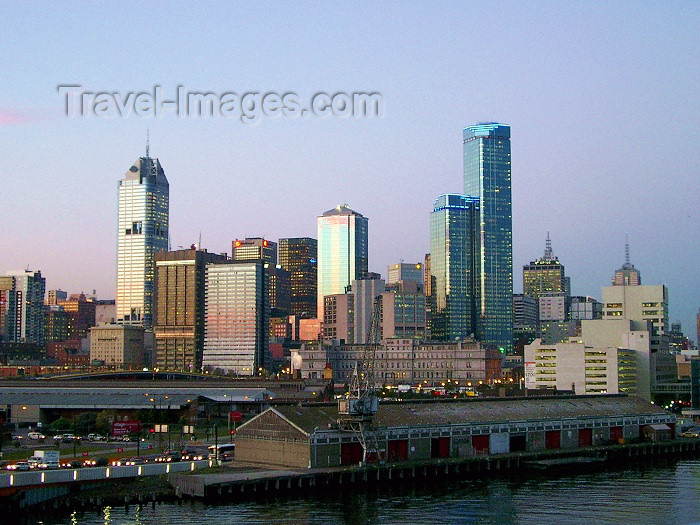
(33, 459, 700, 525)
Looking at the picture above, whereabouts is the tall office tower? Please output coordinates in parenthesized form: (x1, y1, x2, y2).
(116, 153, 169, 329)
(232, 238, 277, 264)
(3, 270, 46, 346)
(202, 260, 269, 375)
(232, 237, 287, 316)
(387, 263, 423, 287)
(322, 293, 354, 342)
(154, 248, 227, 371)
(353, 276, 386, 343)
(429, 194, 479, 342)
(523, 233, 570, 299)
(316, 205, 369, 320)
(57, 294, 96, 340)
(46, 289, 67, 306)
(381, 281, 427, 340)
(44, 306, 69, 343)
(464, 123, 513, 354)
(268, 265, 291, 316)
(279, 237, 318, 318)
(612, 239, 641, 286)
(0, 276, 13, 343)
(513, 294, 538, 328)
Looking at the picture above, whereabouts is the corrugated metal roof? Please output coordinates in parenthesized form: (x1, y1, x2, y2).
(272, 396, 668, 435)
(0, 387, 272, 408)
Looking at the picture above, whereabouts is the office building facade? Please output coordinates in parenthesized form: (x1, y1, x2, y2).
(317, 205, 368, 320)
(232, 238, 277, 265)
(116, 155, 169, 329)
(2, 270, 46, 346)
(463, 123, 513, 354)
(429, 194, 479, 342)
(387, 263, 423, 286)
(279, 237, 318, 318)
(154, 248, 227, 371)
(202, 261, 269, 375)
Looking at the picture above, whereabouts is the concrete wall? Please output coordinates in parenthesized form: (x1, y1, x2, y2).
(527, 431, 546, 451)
(235, 438, 309, 469)
(593, 427, 610, 445)
(560, 429, 579, 449)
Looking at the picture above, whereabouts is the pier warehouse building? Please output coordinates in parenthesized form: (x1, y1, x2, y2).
(234, 395, 674, 469)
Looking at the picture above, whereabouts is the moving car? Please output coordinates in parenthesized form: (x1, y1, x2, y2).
(7, 461, 30, 471)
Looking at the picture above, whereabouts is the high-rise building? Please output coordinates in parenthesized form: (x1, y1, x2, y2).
(429, 194, 479, 342)
(353, 276, 386, 344)
(232, 238, 277, 265)
(279, 237, 318, 318)
(387, 263, 423, 287)
(154, 248, 227, 371)
(232, 237, 290, 317)
(381, 281, 427, 340)
(463, 123, 513, 354)
(44, 305, 69, 343)
(322, 293, 354, 343)
(0, 276, 14, 343)
(523, 233, 570, 299)
(57, 294, 96, 340)
(612, 239, 641, 286)
(569, 296, 602, 321)
(3, 270, 46, 346)
(116, 154, 169, 329)
(317, 205, 368, 320)
(46, 289, 67, 306)
(202, 260, 269, 375)
(602, 283, 674, 386)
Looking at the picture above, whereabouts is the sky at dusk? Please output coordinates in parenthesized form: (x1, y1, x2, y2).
(1, 2, 698, 338)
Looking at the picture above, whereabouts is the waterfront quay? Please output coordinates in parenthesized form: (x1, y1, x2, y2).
(173, 439, 700, 503)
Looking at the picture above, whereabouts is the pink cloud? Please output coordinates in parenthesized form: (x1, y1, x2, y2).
(0, 108, 43, 125)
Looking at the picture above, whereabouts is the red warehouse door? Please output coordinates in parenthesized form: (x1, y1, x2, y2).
(472, 435, 489, 455)
(341, 442, 363, 465)
(545, 430, 561, 449)
(431, 437, 450, 458)
(578, 428, 592, 447)
(387, 440, 409, 462)
(610, 426, 623, 443)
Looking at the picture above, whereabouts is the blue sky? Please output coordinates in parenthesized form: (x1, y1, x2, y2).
(1, 2, 698, 337)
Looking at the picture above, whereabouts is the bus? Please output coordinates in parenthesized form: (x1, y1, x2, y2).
(208, 443, 235, 462)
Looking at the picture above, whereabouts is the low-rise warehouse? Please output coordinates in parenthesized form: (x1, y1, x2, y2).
(234, 395, 675, 469)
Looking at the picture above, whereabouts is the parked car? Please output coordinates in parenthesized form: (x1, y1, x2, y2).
(681, 428, 700, 438)
(87, 433, 105, 441)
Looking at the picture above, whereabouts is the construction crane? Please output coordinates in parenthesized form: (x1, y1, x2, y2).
(338, 295, 382, 464)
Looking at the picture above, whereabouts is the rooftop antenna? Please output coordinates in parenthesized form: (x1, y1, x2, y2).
(198, 231, 202, 250)
(625, 233, 630, 265)
(544, 231, 553, 260)
(146, 129, 150, 158)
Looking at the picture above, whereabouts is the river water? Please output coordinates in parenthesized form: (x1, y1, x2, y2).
(35, 459, 700, 525)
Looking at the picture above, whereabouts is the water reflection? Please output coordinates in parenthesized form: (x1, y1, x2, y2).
(40, 460, 700, 525)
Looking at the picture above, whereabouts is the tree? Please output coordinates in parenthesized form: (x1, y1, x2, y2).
(95, 410, 116, 435)
(50, 417, 71, 431)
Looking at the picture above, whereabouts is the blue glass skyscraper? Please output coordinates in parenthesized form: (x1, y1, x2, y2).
(429, 194, 479, 342)
(463, 123, 513, 354)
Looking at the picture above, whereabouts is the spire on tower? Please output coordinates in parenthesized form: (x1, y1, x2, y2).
(543, 231, 553, 260)
(625, 233, 630, 265)
(146, 129, 150, 158)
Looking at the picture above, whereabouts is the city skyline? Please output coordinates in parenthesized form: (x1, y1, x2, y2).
(1, 3, 697, 334)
